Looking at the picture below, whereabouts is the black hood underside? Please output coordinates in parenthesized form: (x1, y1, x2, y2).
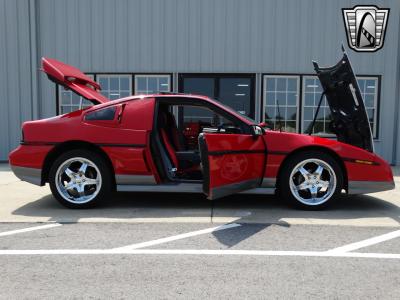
(313, 49, 374, 152)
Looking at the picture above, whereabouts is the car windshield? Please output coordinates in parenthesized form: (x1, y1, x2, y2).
(211, 98, 256, 124)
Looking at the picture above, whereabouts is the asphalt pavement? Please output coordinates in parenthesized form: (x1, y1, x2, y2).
(1, 164, 400, 299)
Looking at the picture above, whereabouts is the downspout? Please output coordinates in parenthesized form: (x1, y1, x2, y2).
(28, 0, 39, 119)
(391, 11, 400, 165)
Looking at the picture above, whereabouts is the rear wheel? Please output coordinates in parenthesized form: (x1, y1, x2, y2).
(279, 151, 343, 210)
(49, 149, 112, 208)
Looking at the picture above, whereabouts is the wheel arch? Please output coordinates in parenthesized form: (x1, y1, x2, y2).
(276, 145, 348, 192)
(41, 140, 115, 187)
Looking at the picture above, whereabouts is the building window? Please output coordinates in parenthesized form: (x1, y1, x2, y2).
(302, 76, 379, 137)
(263, 75, 299, 132)
(357, 77, 378, 137)
(135, 75, 171, 94)
(97, 74, 132, 100)
(302, 76, 332, 136)
(179, 74, 256, 119)
(58, 74, 94, 115)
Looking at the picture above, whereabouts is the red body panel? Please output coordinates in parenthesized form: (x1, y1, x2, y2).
(263, 131, 393, 182)
(42, 57, 109, 104)
(10, 98, 156, 178)
(9, 145, 52, 169)
(102, 147, 151, 175)
(202, 133, 266, 198)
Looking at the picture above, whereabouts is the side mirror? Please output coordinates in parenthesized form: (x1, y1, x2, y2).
(252, 125, 264, 137)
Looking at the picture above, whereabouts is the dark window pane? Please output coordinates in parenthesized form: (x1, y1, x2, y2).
(265, 106, 276, 120)
(287, 92, 297, 106)
(71, 93, 80, 105)
(148, 77, 157, 92)
(276, 78, 286, 91)
(305, 79, 315, 92)
(357, 79, 365, 92)
(120, 92, 130, 98)
(110, 77, 119, 90)
(266, 78, 275, 91)
(137, 77, 147, 91)
(61, 92, 71, 105)
(275, 92, 286, 106)
(366, 80, 376, 92)
(367, 109, 374, 121)
(316, 83, 322, 93)
(287, 78, 297, 91)
(183, 78, 215, 98)
(62, 106, 71, 114)
(99, 77, 108, 90)
(219, 78, 251, 116)
(304, 93, 314, 106)
(303, 107, 314, 121)
(82, 99, 93, 108)
(158, 77, 169, 91)
(109, 93, 120, 100)
(183, 76, 254, 118)
(364, 94, 374, 107)
(266, 92, 275, 106)
(286, 107, 297, 120)
(120, 77, 130, 90)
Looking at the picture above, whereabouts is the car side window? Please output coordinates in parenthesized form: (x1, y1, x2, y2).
(85, 106, 117, 121)
(172, 105, 244, 150)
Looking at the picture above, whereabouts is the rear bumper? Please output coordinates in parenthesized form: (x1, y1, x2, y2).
(348, 180, 395, 194)
(10, 165, 42, 186)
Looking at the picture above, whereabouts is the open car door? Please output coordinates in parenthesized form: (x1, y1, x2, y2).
(198, 132, 266, 200)
(42, 57, 109, 105)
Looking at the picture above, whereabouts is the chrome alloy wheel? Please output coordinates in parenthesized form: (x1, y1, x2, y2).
(55, 157, 102, 204)
(289, 158, 337, 206)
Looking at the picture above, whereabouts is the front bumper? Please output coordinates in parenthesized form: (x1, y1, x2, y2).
(348, 180, 395, 194)
(10, 165, 42, 186)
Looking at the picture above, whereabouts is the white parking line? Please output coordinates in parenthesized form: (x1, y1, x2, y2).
(327, 229, 400, 254)
(0, 223, 62, 237)
(113, 223, 241, 250)
(0, 249, 398, 259)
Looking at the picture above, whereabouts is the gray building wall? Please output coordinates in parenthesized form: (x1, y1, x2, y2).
(1, 0, 400, 163)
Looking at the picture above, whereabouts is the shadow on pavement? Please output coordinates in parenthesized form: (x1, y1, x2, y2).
(12, 191, 400, 223)
(10, 191, 400, 247)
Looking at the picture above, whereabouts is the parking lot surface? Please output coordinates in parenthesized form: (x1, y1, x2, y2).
(1, 164, 400, 299)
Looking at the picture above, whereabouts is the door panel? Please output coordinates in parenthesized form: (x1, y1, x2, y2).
(199, 133, 266, 200)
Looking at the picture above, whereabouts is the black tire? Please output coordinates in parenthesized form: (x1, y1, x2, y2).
(49, 149, 113, 208)
(278, 150, 343, 210)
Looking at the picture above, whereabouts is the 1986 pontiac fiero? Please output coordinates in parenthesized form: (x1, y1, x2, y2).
(9, 51, 394, 209)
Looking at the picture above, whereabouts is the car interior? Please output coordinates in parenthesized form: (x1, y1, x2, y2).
(151, 98, 247, 182)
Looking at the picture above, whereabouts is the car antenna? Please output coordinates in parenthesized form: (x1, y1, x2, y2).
(276, 99, 283, 132)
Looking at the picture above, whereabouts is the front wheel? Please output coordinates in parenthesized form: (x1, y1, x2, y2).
(49, 149, 112, 208)
(278, 151, 343, 210)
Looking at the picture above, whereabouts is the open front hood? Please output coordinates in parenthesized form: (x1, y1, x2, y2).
(313, 49, 374, 152)
(41, 57, 109, 105)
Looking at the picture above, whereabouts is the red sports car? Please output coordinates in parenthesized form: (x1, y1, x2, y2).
(9, 52, 394, 209)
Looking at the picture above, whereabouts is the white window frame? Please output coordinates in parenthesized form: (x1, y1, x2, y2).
(356, 76, 379, 138)
(263, 75, 300, 132)
(301, 75, 334, 137)
(301, 75, 379, 138)
(96, 74, 132, 100)
(134, 74, 171, 95)
(58, 74, 94, 115)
